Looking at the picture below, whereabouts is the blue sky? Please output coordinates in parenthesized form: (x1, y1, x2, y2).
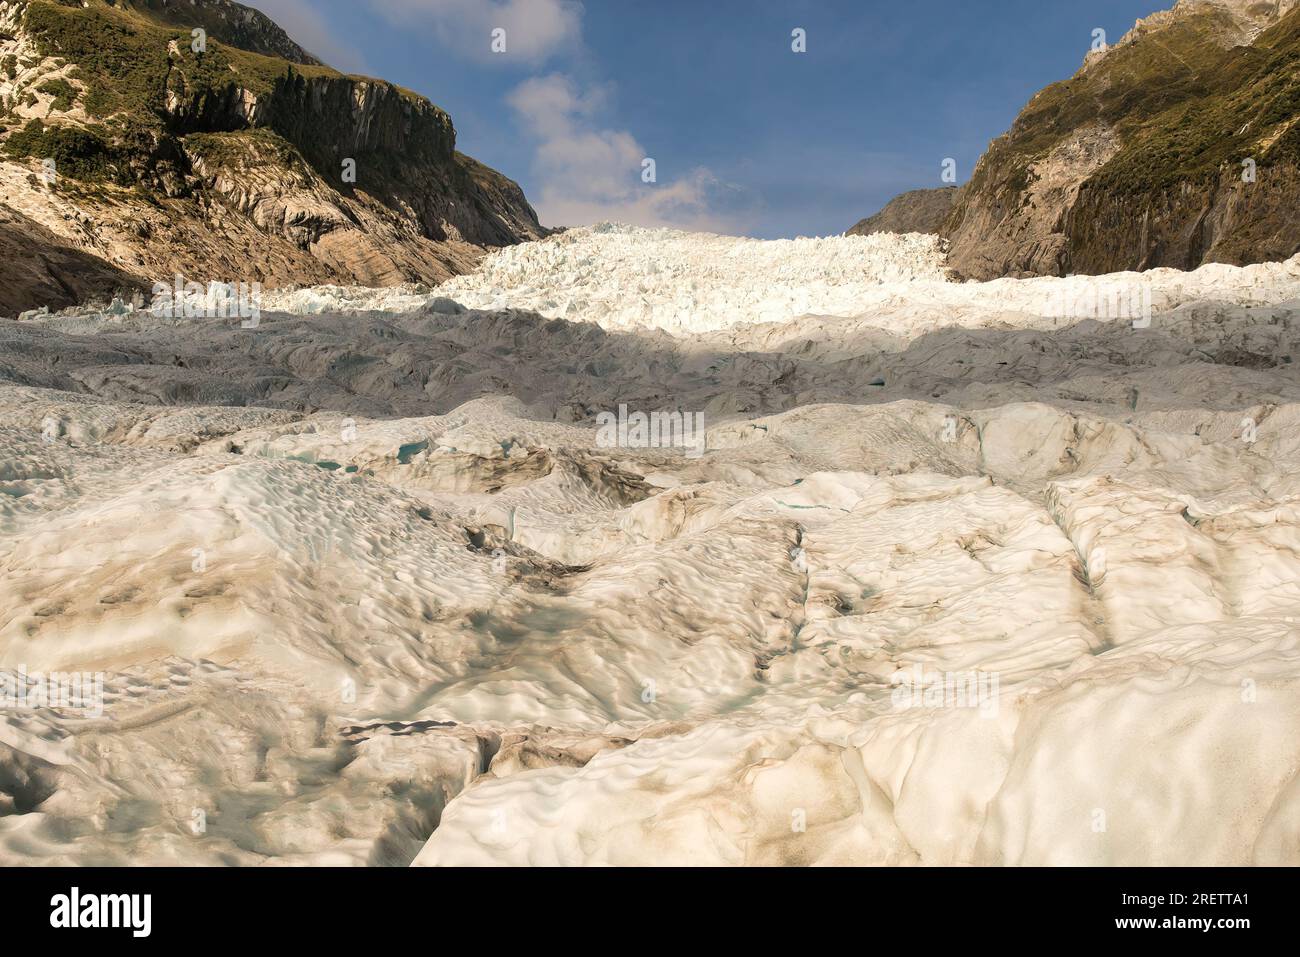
(249, 0, 1169, 238)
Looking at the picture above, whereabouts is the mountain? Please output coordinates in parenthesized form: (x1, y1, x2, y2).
(0, 0, 548, 315)
(851, 0, 1300, 279)
(845, 186, 956, 237)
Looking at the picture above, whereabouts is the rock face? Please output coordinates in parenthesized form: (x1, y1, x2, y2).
(123, 0, 324, 65)
(939, 0, 1300, 279)
(845, 187, 956, 237)
(0, 206, 148, 316)
(0, 0, 548, 315)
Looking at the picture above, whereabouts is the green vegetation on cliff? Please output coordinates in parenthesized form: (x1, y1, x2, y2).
(23, 0, 339, 125)
(9, 0, 461, 196)
(943, 4, 1300, 277)
(0, 0, 546, 314)
(3, 117, 121, 181)
(1088, 10, 1300, 195)
(962, 9, 1249, 200)
(183, 127, 306, 172)
(35, 77, 76, 111)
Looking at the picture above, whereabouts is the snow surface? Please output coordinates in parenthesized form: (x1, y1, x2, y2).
(4, 226, 1300, 865)
(263, 223, 1300, 338)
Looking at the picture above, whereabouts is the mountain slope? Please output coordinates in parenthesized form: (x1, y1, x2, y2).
(0, 0, 547, 314)
(845, 187, 956, 238)
(944, 0, 1300, 278)
(0, 204, 147, 316)
(851, 0, 1300, 279)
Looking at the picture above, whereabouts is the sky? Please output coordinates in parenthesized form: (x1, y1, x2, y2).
(247, 0, 1171, 239)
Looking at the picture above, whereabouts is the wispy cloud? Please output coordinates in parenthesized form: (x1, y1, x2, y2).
(369, 0, 584, 63)
(508, 74, 757, 233)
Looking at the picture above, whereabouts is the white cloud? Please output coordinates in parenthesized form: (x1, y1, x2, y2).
(507, 74, 755, 233)
(370, 0, 584, 63)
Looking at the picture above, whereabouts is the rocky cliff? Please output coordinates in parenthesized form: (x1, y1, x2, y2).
(943, 0, 1300, 279)
(852, 0, 1300, 279)
(0, 0, 548, 314)
(845, 186, 956, 237)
